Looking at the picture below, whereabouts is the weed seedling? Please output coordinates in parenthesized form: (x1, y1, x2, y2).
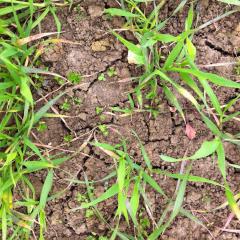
(85, 209, 94, 218)
(73, 97, 82, 105)
(60, 99, 71, 111)
(54, 76, 65, 85)
(98, 73, 106, 81)
(98, 124, 109, 136)
(37, 122, 48, 132)
(64, 134, 73, 143)
(67, 71, 82, 84)
(77, 193, 88, 203)
(107, 67, 117, 77)
(96, 106, 104, 115)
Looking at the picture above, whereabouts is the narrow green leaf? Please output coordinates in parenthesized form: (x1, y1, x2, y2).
(180, 73, 204, 99)
(163, 40, 184, 69)
(23, 137, 45, 161)
(33, 92, 63, 124)
(104, 8, 138, 17)
(217, 140, 226, 180)
(225, 184, 240, 220)
(155, 170, 223, 187)
(132, 131, 152, 170)
(188, 139, 220, 160)
(39, 169, 53, 209)
(201, 114, 222, 136)
(153, 33, 179, 43)
(130, 177, 140, 217)
(185, 4, 194, 30)
(160, 138, 220, 162)
(186, 38, 196, 60)
(142, 172, 166, 196)
(112, 31, 142, 56)
(163, 86, 185, 122)
(20, 76, 33, 104)
(23, 161, 54, 172)
(79, 184, 118, 209)
(117, 157, 126, 192)
(198, 77, 222, 115)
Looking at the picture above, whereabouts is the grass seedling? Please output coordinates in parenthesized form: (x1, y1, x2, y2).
(76, 0, 240, 238)
(0, 1, 68, 238)
(73, 136, 219, 239)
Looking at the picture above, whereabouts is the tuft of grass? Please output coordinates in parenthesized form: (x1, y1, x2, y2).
(0, 1, 69, 239)
(71, 0, 240, 238)
(72, 138, 220, 239)
(1, 0, 239, 238)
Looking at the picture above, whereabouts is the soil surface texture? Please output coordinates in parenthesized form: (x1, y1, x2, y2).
(32, 0, 240, 239)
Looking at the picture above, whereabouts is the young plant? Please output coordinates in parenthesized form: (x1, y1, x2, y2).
(0, 1, 67, 238)
(107, 67, 117, 77)
(104, 1, 240, 237)
(37, 122, 48, 132)
(60, 99, 71, 111)
(73, 136, 219, 239)
(67, 71, 82, 84)
(98, 73, 106, 81)
(98, 125, 109, 137)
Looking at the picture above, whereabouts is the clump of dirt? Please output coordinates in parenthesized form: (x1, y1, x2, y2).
(32, 1, 240, 239)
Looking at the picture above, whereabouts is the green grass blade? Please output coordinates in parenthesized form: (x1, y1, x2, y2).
(77, 184, 119, 209)
(217, 140, 226, 180)
(160, 138, 220, 162)
(39, 169, 53, 209)
(105, 8, 138, 17)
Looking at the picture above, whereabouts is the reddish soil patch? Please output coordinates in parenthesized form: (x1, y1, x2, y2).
(32, 0, 240, 239)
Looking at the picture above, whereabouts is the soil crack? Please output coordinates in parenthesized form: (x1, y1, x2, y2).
(205, 40, 240, 57)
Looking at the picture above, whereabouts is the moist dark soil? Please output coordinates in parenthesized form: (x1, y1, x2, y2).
(32, 0, 240, 239)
